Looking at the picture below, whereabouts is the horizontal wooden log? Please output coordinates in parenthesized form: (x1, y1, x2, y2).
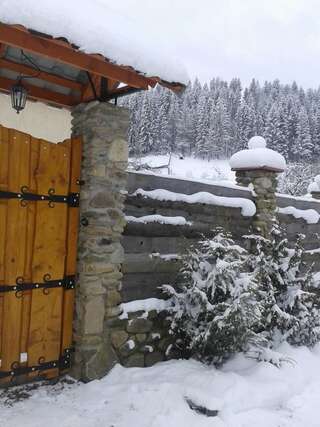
(127, 172, 253, 200)
(121, 272, 176, 302)
(121, 236, 198, 254)
(124, 221, 219, 238)
(123, 253, 182, 274)
(125, 194, 246, 219)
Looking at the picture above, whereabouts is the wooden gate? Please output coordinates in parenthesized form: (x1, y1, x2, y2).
(0, 124, 82, 386)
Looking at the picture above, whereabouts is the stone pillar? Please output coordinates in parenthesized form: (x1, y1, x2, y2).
(235, 169, 279, 237)
(71, 101, 129, 381)
(230, 136, 286, 238)
(308, 176, 320, 200)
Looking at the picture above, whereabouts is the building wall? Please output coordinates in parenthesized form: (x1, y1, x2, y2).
(0, 93, 71, 142)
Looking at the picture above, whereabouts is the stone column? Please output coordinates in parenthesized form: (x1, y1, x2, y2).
(230, 136, 286, 238)
(71, 101, 129, 381)
(308, 176, 320, 200)
(235, 169, 279, 237)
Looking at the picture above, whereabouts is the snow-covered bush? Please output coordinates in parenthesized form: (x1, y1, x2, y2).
(163, 230, 264, 364)
(165, 227, 320, 365)
(277, 162, 317, 195)
(246, 229, 320, 348)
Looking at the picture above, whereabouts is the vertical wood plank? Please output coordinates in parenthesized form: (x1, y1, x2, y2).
(20, 136, 40, 359)
(1, 128, 30, 383)
(28, 139, 71, 379)
(0, 125, 9, 363)
(61, 137, 82, 355)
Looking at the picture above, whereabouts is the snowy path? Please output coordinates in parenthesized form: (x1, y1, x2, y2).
(1, 343, 320, 427)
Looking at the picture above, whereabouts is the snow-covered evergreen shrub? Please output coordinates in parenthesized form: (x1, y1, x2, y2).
(165, 227, 320, 365)
(277, 162, 316, 196)
(164, 230, 264, 364)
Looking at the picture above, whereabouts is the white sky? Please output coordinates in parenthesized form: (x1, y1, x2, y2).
(109, 0, 320, 88)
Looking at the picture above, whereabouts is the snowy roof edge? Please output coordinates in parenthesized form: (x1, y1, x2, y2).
(0, 21, 186, 92)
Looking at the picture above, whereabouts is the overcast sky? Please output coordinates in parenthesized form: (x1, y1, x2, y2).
(109, 0, 320, 88)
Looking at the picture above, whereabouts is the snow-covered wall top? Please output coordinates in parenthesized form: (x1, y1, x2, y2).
(1, 0, 188, 84)
(229, 136, 286, 172)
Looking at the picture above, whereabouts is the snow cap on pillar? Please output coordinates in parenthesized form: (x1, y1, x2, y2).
(308, 175, 320, 196)
(229, 136, 286, 172)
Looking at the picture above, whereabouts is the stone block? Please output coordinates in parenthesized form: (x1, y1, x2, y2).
(108, 138, 128, 162)
(82, 295, 105, 335)
(145, 352, 164, 367)
(82, 262, 115, 274)
(111, 330, 129, 348)
(119, 339, 136, 357)
(127, 318, 153, 334)
(79, 278, 106, 296)
(124, 353, 145, 368)
(106, 289, 122, 307)
(136, 333, 147, 343)
(90, 192, 116, 208)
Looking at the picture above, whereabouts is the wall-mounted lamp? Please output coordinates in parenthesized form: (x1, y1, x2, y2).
(11, 81, 28, 114)
(10, 50, 40, 114)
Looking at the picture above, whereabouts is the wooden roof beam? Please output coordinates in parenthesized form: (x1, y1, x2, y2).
(0, 43, 6, 57)
(0, 23, 158, 90)
(0, 75, 78, 107)
(0, 58, 83, 92)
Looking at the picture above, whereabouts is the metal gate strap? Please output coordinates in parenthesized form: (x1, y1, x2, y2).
(0, 348, 73, 379)
(0, 189, 79, 207)
(0, 275, 76, 294)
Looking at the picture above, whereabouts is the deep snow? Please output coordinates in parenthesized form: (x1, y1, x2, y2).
(2, 344, 320, 427)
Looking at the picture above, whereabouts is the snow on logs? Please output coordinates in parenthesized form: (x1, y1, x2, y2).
(132, 188, 256, 217)
(229, 136, 286, 172)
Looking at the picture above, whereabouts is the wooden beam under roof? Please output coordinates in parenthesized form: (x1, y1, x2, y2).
(0, 43, 6, 57)
(0, 58, 83, 92)
(0, 23, 159, 91)
(0, 75, 78, 107)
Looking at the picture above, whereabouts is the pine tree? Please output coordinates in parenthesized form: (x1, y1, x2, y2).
(294, 107, 313, 162)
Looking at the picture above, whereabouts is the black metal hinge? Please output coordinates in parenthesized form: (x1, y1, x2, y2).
(0, 348, 73, 379)
(0, 275, 76, 296)
(0, 187, 80, 208)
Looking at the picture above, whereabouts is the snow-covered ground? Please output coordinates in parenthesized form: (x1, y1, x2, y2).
(129, 154, 235, 184)
(2, 343, 320, 427)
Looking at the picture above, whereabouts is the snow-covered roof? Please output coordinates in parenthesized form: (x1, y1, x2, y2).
(230, 136, 286, 172)
(0, 1, 188, 85)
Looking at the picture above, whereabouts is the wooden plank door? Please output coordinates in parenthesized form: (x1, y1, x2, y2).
(0, 125, 82, 386)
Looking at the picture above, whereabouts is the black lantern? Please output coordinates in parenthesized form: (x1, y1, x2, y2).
(11, 81, 28, 114)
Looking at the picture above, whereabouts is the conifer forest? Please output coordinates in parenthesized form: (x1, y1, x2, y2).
(120, 78, 320, 163)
